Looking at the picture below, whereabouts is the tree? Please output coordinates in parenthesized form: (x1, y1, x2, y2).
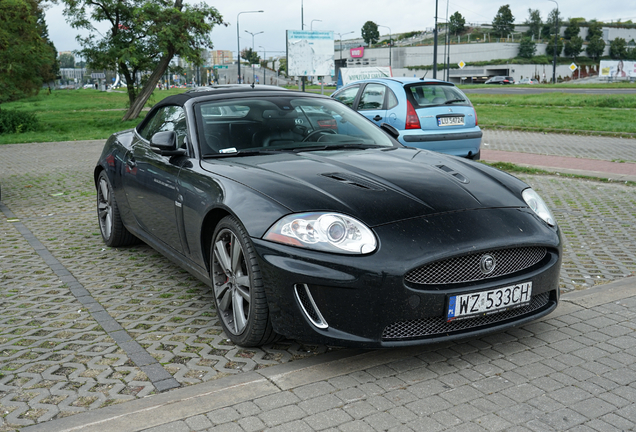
(518, 37, 537, 58)
(59, 53, 75, 68)
(564, 36, 584, 58)
(0, 0, 57, 103)
(449, 12, 466, 36)
(492, 5, 515, 38)
(564, 20, 580, 40)
(546, 35, 564, 57)
(58, 0, 225, 121)
(361, 21, 379, 45)
(524, 9, 542, 39)
(586, 21, 603, 41)
(586, 36, 606, 60)
(36, 8, 59, 88)
(240, 48, 260, 65)
(609, 38, 627, 59)
(541, 8, 561, 39)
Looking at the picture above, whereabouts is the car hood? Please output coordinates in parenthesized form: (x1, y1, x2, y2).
(200, 147, 529, 227)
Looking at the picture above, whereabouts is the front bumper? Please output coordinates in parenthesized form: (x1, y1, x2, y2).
(253, 208, 562, 348)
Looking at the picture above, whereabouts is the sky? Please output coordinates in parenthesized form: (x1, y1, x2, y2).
(45, 0, 635, 59)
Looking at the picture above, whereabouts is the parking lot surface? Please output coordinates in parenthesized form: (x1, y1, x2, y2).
(1, 131, 635, 431)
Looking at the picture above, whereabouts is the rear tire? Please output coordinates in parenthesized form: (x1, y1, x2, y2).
(96, 171, 137, 247)
(210, 216, 278, 346)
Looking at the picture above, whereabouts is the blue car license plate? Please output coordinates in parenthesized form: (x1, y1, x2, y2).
(437, 116, 464, 127)
(447, 282, 532, 321)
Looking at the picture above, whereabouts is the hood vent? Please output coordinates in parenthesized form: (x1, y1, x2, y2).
(321, 172, 385, 191)
(435, 164, 468, 184)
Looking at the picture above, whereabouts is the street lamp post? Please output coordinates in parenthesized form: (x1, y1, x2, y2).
(237, 10, 263, 84)
(336, 31, 354, 59)
(548, 0, 559, 84)
(378, 25, 392, 68)
(259, 45, 266, 84)
(310, 19, 322, 30)
(433, 0, 439, 78)
(245, 30, 263, 84)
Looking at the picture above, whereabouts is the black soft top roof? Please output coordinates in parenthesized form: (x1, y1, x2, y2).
(152, 85, 295, 109)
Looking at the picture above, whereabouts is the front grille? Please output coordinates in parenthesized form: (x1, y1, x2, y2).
(382, 292, 551, 340)
(405, 247, 547, 285)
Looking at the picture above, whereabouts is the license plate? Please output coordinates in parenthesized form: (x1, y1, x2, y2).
(438, 116, 464, 127)
(447, 282, 532, 322)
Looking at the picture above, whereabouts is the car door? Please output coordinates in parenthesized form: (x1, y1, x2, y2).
(122, 105, 188, 253)
(356, 83, 389, 127)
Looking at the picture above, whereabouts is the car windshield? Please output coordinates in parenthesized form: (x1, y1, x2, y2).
(195, 96, 397, 157)
(405, 84, 469, 108)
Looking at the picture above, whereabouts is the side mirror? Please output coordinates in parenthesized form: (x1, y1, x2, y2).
(380, 123, 400, 140)
(150, 131, 186, 156)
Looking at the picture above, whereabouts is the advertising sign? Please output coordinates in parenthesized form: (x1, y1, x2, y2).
(599, 60, 636, 78)
(350, 47, 365, 58)
(286, 30, 335, 77)
(337, 67, 392, 87)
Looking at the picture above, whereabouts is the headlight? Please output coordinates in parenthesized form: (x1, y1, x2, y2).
(522, 188, 556, 227)
(263, 212, 377, 254)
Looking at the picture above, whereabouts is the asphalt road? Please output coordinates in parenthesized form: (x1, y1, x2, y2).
(462, 86, 636, 95)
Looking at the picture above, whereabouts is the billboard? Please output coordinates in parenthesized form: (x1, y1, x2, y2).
(337, 67, 393, 88)
(286, 30, 335, 77)
(599, 60, 636, 78)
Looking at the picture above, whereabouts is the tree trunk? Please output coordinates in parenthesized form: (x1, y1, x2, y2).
(122, 54, 174, 121)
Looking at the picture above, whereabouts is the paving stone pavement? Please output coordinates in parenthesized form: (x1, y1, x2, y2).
(18, 279, 636, 432)
(482, 130, 636, 164)
(1, 132, 636, 431)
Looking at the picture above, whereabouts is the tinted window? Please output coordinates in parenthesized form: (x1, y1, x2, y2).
(332, 85, 360, 107)
(406, 84, 469, 107)
(139, 105, 187, 148)
(195, 96, 396, 155)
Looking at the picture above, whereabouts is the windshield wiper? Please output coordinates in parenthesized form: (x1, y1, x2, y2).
(203, 149, 289, 158)
(292, 143, 385, 152)
(444, 99, 466, 104)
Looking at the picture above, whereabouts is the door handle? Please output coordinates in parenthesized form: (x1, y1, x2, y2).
(373, 115, 383, 121)
(126, 158, 136, 168)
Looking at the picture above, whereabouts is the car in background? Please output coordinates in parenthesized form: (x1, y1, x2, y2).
(95, 84, 561, 348)
(485, 76, 514, 84)
(331, 77, 481, 159)
(517, 78, 539, 85)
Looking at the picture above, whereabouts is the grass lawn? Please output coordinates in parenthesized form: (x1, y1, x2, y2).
(0, 88, 184, 145)
(1, 85, 635, 144)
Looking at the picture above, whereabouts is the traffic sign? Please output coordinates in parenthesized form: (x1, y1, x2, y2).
(569, 63, 578, 72)
(458, 61, 466, 69)
(213, 65, 228, 69)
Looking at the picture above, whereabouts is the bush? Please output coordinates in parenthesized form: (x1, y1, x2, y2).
(0, 109, 39, 134)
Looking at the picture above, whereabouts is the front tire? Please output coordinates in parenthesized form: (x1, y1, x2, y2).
(96, 171, 137, 247)
(211, 216, 278, 346)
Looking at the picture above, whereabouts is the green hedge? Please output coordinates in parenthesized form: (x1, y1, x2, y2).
(0, 109, 39, 134)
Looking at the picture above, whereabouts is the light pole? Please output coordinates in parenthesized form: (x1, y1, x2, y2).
(548, 0, 559, 84)
(259, 45, 266, 85)
(433, 0, 439, 78)
(310, 19, 322, 30)
(245, 30, 263, 84)
(237, 10, 263, 84)
(336, 31, 354, 59)
(378, 25, 392, 69)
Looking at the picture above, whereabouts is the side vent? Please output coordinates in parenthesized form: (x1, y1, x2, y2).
(294, 284, 328, 329)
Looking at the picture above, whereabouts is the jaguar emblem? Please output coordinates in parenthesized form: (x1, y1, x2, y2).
(480, 255, 496, 275)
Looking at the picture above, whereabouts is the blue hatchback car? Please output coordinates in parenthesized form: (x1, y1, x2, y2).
(331, 77, 482, 159)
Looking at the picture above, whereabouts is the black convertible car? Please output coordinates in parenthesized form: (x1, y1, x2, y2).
(95, 85, 562, 348)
